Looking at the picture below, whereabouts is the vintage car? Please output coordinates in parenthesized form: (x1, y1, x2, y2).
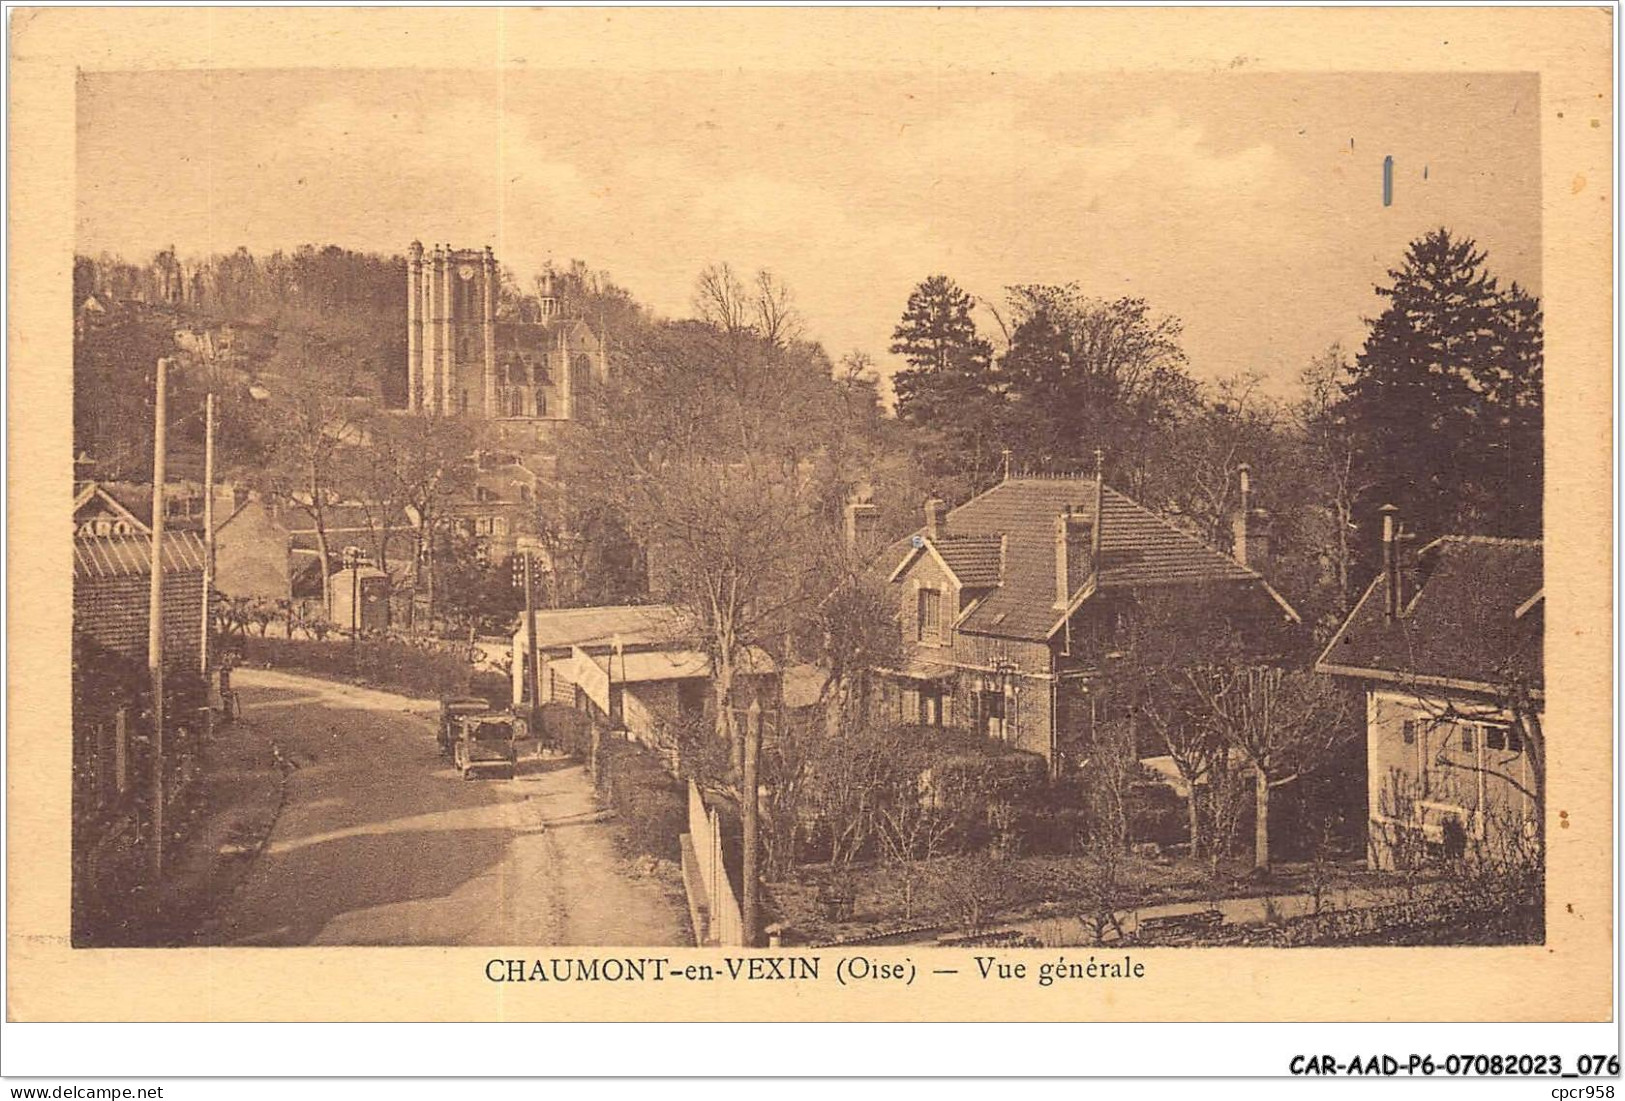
(438, 696, 492, 759)
(452, 713, 520, 780)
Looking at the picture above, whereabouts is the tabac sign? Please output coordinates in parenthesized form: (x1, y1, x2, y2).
(72, 482, 150, 540)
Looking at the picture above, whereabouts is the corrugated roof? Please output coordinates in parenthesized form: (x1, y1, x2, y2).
(513, 604, 692, 652)
(74, 531, 206, 580)
(878, 477, 1264, 641)
(1317, 537, 1542, 692)
(583, 646, 776, 683)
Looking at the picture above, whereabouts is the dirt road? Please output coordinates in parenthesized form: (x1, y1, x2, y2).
(202, 668, 689, 947)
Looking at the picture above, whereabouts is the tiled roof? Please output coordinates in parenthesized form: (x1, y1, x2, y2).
(876, 477, 1266, 642)
(75, 531, 206, 580)
(1317, 537, 1543, 693)
(928, 534, 1004, 587)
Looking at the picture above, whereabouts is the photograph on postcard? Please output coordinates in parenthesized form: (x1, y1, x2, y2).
(64, 63, 1551, 953)
(7, 7, 1611, 1027)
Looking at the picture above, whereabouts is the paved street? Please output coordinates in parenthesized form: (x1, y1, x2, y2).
(201, 669, 689, 947)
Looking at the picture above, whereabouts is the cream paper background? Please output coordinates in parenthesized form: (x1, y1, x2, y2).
(7, 6, 1613, 1023)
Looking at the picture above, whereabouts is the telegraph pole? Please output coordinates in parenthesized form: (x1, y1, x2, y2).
(147, 357, 169, 882)
(523, 545, 542, 728)
(742, 698, 761, 947)
(200, 392, 215, 678)
(344, 546, 361, 674)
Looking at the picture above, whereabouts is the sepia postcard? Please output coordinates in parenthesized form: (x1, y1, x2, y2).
(6, 6, 1614, 1032)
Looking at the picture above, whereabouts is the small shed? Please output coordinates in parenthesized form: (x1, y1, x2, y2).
(329, 566, 389, 631)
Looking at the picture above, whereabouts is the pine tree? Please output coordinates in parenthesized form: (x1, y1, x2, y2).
(1344, 228, 1542, 541)
(889, 275, 1004, 486)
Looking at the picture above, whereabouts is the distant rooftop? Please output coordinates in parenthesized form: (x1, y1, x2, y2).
(1318, 536, 1543, 694)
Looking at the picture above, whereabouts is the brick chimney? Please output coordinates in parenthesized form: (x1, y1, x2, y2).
(924, 496, 948, 539)
(1231, 463, 1273, 569)
(844, 498, 880, 556)
(1380, 503, 1400, 621)
(1054, 504, 1094, 609)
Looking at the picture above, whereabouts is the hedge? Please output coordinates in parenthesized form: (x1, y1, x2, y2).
(240, 635, 507, 707)
(594, 735, 686, 864)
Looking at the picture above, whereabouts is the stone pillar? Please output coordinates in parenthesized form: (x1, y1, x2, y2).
(427, 246, 446, 415)
(482, 246, 497, 418)
(441, 246, 455, 414)
(407, 241, 423, 412)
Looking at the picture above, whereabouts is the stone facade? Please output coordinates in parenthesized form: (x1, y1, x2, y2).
(406, 242, 607, 423)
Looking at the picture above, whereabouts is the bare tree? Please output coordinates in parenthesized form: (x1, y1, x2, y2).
(1175, 373, 1285, 550)
(1296, 343, 1371, 608)
(372, 413, 480, 621)
(1189, 665, 1353, 873)
(255, 322, 372, 616)
(876, 765, 959, 920)
(1109, 586, 1242, 860)
(1076, 716, 1138, 941)
(752, 268, 803, 348)
(693, 262, 753, 336)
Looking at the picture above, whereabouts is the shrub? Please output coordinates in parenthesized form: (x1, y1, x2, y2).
(538, 702, 593, 756)
(595, 736, 685, 863)
(241, 635, 478, 700)
(1127, 781, 1187, 848)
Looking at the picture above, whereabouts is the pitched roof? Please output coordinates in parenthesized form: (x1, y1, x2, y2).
(892, 533, 1005, 588)
(1316, 536, 1543, 694)
(75, 531, 206, 580)
(930, 534, 1005, 586)
(878, 477, 1269, 641)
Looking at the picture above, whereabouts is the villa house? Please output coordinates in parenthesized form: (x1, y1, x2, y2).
(868, 466, 1299, 771)
(1316, 509, 1543, 868)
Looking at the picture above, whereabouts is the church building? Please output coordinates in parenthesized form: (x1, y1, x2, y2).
(406, 241, 607, 422)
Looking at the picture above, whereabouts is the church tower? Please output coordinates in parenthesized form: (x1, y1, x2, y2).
(406, 241, 497, 417)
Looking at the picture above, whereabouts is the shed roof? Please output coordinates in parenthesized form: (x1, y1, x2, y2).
(584, 646, 776, 683)
(512, 603, 692, 652)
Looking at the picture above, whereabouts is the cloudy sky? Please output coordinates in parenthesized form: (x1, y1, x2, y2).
(78, 68, 1539, 398)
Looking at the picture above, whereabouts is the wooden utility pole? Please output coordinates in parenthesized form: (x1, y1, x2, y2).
(147, 357, 169, 882)
(524, 547, 542, 721)
(200, 392, 215, 677)
(742, 698, 761, 947)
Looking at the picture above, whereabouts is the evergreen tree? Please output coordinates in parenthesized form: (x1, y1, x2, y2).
(888, 275, 1004, 487)
(1344, 228, 1543, 541)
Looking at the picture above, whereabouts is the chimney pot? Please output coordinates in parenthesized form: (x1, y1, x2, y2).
(924, 496, 948, 539)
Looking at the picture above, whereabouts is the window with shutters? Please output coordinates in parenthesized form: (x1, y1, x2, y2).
(916, 587, 942, 644)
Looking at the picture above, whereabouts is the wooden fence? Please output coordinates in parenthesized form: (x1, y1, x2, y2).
(681, 781, 745, 947)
